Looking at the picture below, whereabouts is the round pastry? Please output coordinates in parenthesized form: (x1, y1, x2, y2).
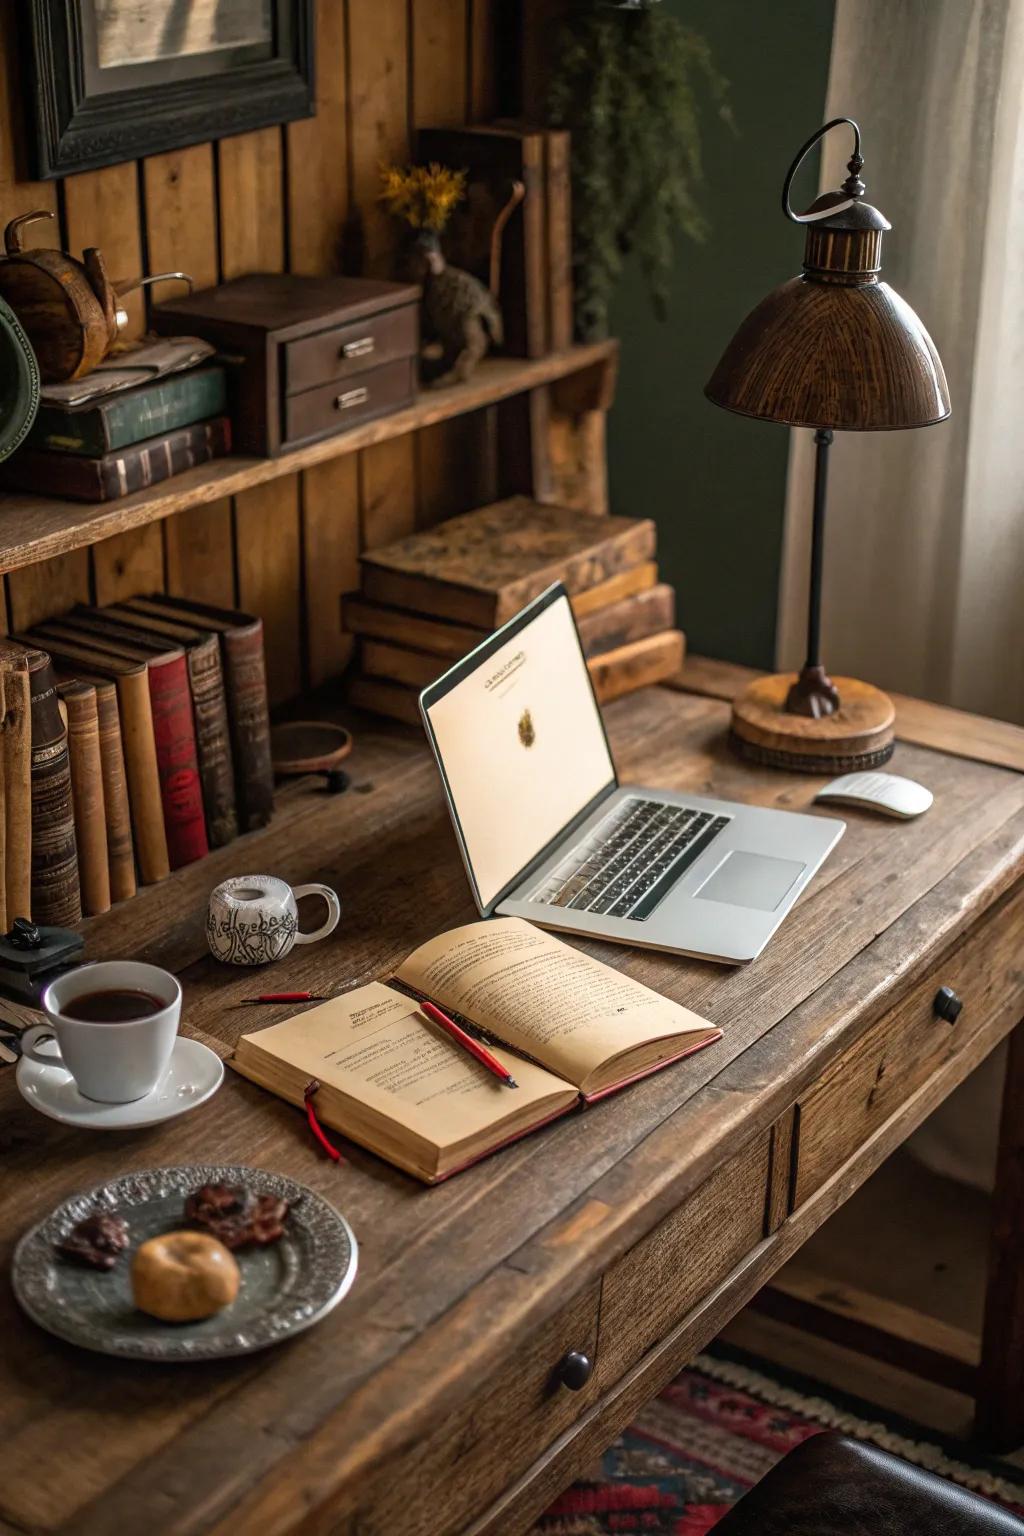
(131, 1230, 240, 1322)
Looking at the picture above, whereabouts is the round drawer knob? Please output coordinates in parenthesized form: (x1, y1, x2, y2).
(934, 985, 963, 1024)
(557, 1350, 593, 1391)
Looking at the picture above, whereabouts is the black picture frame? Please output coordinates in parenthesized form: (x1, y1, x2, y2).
(22, 1, 315, 179)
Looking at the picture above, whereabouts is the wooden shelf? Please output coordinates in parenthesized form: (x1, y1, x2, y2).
(0, 341, 617, 576)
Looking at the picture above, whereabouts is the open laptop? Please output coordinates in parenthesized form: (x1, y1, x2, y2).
(419, 583, 845, 963)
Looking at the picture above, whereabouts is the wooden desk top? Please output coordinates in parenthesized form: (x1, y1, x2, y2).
(3, 675, 1024, 1535)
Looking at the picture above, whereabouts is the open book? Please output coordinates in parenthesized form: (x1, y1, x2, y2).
(230, 918, 721, 1183)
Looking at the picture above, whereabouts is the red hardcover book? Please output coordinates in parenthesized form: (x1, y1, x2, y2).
(30, 616, 209, 871)
(122, 596, 274, 832)
(147, 651, 209, 868)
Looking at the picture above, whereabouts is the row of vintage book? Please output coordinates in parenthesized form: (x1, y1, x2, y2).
(344, 497, 685, 723)
(0, 596, 274, 929)
(0, 337, 231, 503)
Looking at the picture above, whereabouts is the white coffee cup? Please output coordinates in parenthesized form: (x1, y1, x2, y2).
(25, 961, 182, 1104)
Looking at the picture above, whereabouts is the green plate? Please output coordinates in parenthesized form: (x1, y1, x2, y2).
(0, 296, 39, 463)
(12, 1164, 358, 1361)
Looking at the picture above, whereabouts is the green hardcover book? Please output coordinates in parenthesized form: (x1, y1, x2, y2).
(27, 367, 227, 456)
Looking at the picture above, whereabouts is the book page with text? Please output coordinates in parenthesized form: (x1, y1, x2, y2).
(394, 919, 719, 1094)
(238, 980, 577, 1153)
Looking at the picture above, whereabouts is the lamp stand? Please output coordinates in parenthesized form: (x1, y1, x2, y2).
(729, 426, 897, 774)
(785, 428, 841, 717)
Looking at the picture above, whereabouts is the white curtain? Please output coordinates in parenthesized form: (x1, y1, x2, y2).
(776, 0, 1024, 726)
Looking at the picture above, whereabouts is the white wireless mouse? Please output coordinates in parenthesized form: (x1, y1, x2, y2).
(814, 771, 933, 819)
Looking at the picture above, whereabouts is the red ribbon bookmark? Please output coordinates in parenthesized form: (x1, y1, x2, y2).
(303, 1079, 344, 1163)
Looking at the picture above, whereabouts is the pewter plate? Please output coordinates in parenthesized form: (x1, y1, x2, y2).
(12, 1164, 358, 1362)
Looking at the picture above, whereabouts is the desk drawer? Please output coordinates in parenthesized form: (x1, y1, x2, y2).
(338, 1281, 600, 1536)
(597, 1132, 771, 1388)
(284, 304, 418, 394)
(283, 356, 417, 448)
(794, 884, 1024, 1209)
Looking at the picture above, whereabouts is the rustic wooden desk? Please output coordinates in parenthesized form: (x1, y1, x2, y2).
(3, 666, 1023, 1536)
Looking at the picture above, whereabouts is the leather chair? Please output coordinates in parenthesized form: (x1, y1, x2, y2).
(713, 1430, 1024, 1534)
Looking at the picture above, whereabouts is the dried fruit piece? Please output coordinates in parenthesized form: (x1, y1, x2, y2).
(184, 1182, 288, 1249)
(184, 1182, 252, 1225)
(240, 1194, 289, 1248)
(56, 1211, 129, 1271)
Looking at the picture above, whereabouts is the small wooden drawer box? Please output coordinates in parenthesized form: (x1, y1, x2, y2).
(153, 273, 420, 457)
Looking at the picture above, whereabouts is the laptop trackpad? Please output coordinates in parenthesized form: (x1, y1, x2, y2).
(694, 851, 805, 912)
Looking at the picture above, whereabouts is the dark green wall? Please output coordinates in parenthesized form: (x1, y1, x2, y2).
(606, 0, 835, 667)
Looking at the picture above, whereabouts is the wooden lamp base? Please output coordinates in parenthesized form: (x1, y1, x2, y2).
(730, 672, 895, 773)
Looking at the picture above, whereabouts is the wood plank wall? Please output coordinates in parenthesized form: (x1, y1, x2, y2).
(0, 0, 503, 702)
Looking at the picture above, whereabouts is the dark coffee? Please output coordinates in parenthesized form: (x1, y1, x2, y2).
(60, 988, 164, 1023)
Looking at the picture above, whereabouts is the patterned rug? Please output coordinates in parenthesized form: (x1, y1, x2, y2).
(531, 1345, 1024, 1534)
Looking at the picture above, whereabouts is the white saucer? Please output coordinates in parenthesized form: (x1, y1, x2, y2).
(16, 1036, 224, 1130)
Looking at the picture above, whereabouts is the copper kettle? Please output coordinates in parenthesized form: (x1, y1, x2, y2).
(0, 210, 192, 383)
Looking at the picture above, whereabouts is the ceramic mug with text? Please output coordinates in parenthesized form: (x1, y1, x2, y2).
(206, 874, 341, 966)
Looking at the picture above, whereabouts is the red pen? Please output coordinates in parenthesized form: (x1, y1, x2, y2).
(418, 998, 518, 1089)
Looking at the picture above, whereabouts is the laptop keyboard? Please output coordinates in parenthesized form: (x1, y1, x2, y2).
(530, 797, 731, 923)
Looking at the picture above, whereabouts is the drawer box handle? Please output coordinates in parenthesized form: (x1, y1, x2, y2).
(335, 387, 369, 411)
(556, 1350, 593, 1391)
(934, 985, 963, 1024)
(341, 336, 375, 359)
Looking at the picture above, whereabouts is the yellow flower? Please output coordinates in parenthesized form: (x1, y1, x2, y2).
(378, 162, 467, 232)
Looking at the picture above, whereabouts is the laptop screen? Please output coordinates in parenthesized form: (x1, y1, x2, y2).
(421, 589, 616, 911)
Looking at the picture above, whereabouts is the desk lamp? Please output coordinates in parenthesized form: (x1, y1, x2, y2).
(705, 118, 950, 771)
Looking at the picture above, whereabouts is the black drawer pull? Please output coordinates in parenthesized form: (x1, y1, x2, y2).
(934, 985, 963, 1024)
(557, 1350, 593, 1391)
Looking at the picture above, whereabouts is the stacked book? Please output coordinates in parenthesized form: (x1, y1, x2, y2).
(344, 497, 684, 725)
(0, 337, 231, 502)
(1, 597, 273, 924)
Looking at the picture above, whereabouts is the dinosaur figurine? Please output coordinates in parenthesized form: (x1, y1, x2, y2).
(410, 230, 503, 387)
(379, 162, 524, 388)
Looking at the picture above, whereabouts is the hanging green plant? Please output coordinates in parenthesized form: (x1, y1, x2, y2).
(548, 0, 732, 341)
